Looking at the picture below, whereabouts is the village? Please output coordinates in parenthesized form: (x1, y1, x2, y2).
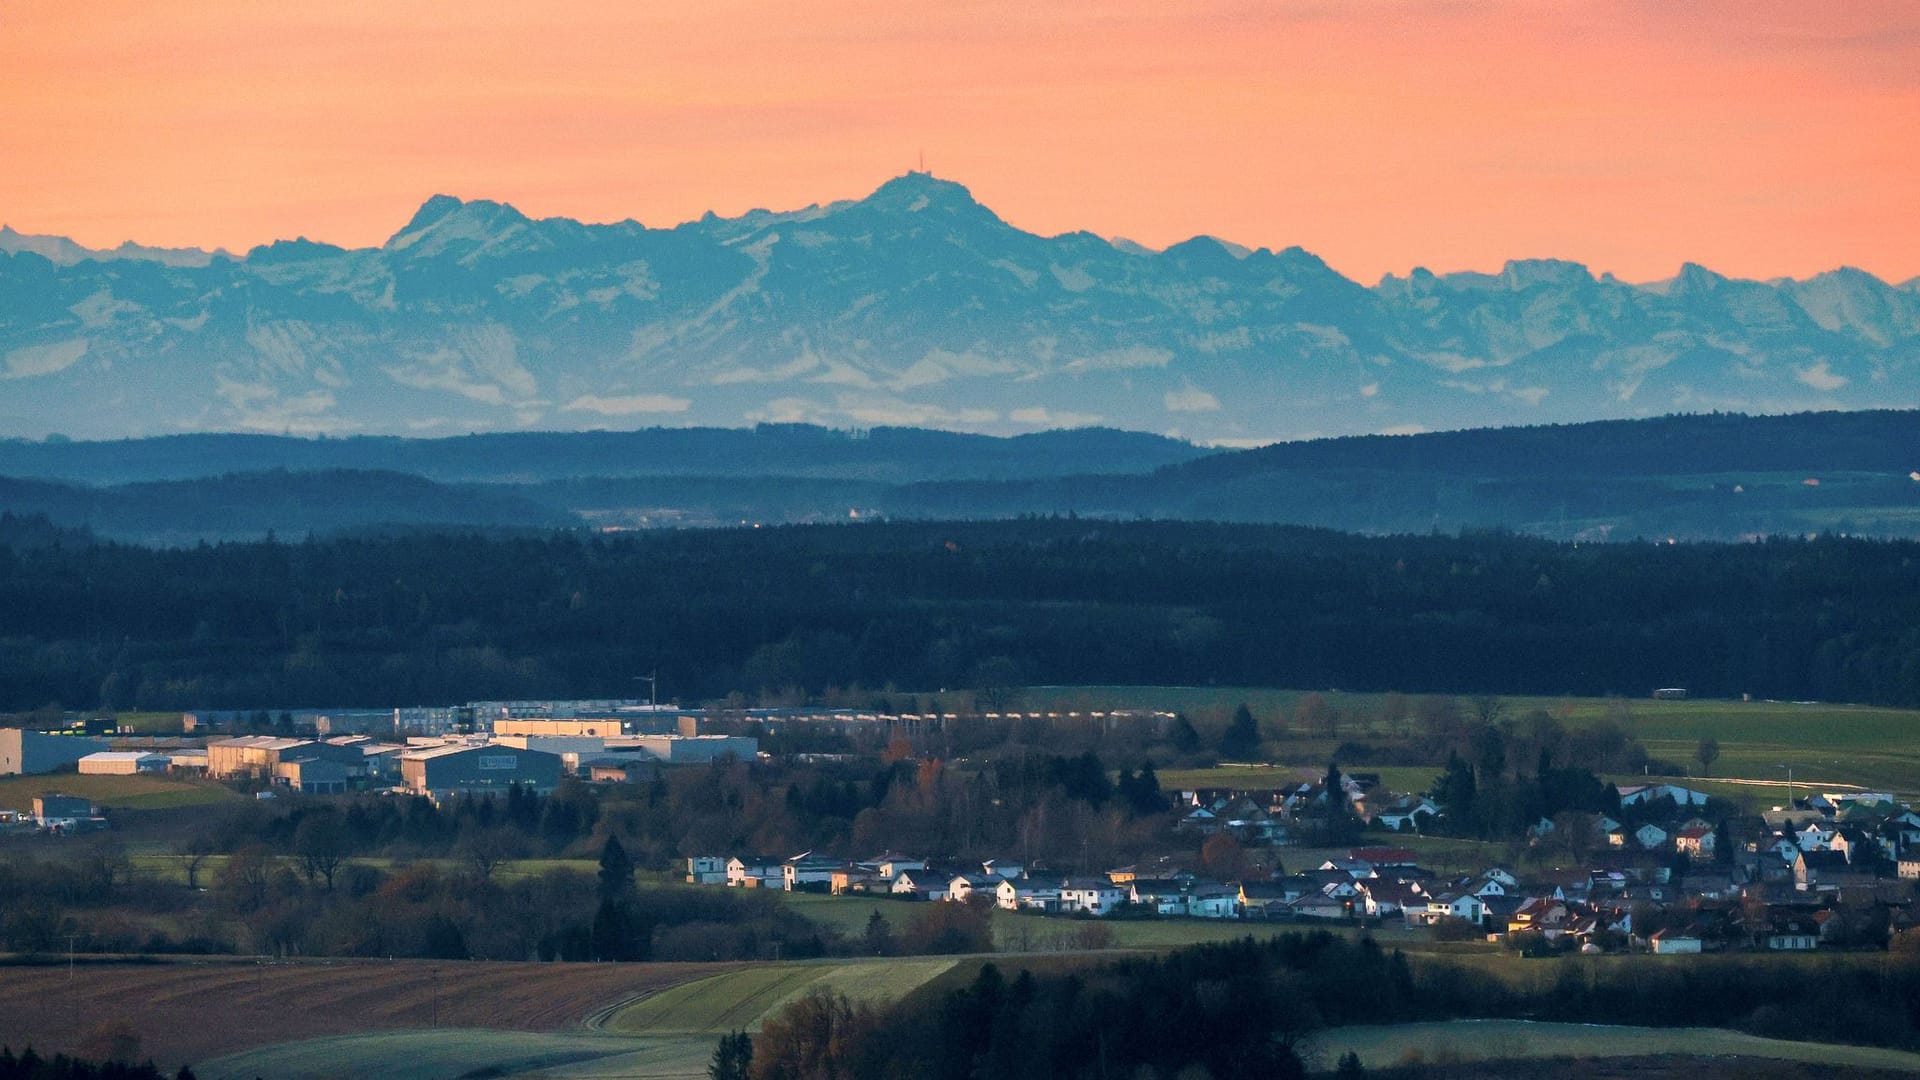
(8, 699, 1920, 957)
(688, 775, 1920, 956)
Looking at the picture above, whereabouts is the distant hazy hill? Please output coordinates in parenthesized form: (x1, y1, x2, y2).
(5, 411, 1917, 544)
(881, 410, 1920, 540)
(4, 174, 1916, 443)
(0, 423, 1207, 485)
(0, 470, 568, 543)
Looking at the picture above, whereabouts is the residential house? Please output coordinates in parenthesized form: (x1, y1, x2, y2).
(1291, 893, 1349, 921)
(1467, 870, 1517, 899)
(1633, 823, 1669, 850)
(949, 873, 1006, 903)
(1765, 912, 1819, 951)
(1422, 892, 1486, 926)
(1357, 879, 1426, 919)
(1059, 878, 1127, 916)
(889, 868, 951, 901)
(1374, 796, 1440, 833)
(1176, 807, 1221, 835)
(1673, 826, 1716, 858)
(1649, 929, 1702, 954)
(1132, 878, 1197, 916)
(1239, 881, 1294, 918)
(998, 876, 1061, 912)
(1507, 898, 1561, 935)
(726, 855, 785, 888)
(830, 866, 878, 894)
(784, 852, 843, 891)
(1797, 821, 1835, 851)
(686, 856, 729, 885)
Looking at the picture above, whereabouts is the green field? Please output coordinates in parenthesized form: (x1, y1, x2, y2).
(1024, 686, 1920, 799)
(1316, 1019, 1920, 1072)
(605, 957, 957, 1035)
(0, 771, 239, 812)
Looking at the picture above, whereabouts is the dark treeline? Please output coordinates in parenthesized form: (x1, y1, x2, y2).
(744, 933, 1920, 1080)
(3, 518, 1919, 710)
(0, 1048, 189, 1080)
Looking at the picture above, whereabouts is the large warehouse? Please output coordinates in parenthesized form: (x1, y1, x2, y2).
(205, 736, 366, 780)
(1, 728, 111, 776)
(400, 743, 562, 800)
(77, 751, 171, 775)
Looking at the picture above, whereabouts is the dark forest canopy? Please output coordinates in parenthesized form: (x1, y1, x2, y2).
(0, 517, 1917, 711)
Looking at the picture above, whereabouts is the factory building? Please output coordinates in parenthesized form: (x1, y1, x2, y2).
(77, 751, 171, 775)
(32, 793, 94, 824)
(491, 718, 626, 738)
(400, 743, 562, 800)
(1, 728, 112, 776)
(628, 734, 759, 764)
(206, 736, 368, 781)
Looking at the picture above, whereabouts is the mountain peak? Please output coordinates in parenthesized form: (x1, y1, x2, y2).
(385, 195, 535, 254)
(1503, 258, 1593, 285)
(858, 172, 999, 221)
(400, 194, 469, 233)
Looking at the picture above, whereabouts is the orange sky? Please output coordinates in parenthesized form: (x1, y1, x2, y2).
(3, 0, 1916, 284)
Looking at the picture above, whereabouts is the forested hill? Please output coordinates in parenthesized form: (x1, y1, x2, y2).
(1169, 409, 1920, 480)
(1, 518, 1915, 711)
(0, 424, 1207, 485)
(2, 410, 1918, 543)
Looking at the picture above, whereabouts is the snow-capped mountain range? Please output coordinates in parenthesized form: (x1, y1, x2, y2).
(3, 173, 1916, 442)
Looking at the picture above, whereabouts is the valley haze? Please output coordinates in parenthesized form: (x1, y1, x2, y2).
(4, 173, 1917, 445)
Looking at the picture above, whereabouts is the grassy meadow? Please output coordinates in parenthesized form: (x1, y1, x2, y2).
(0, 770, 239, 813)
(1022, 685, 1920, 800)
(1315, 1019, 1920, 1073)
(605, 956, 959, 1035)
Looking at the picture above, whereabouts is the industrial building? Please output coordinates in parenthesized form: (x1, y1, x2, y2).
(628, 734, 759, 764)
(400, 743, 562, 800)
(274, 758, 349, 794)
(491, 718, 626, 738)
(32, 793, 93, 822)
(205, 736, 367, 781)
(1, 728, 112, 776)
(77, 751, 170, 775)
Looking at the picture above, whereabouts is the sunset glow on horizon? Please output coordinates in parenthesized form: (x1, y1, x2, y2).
(4, 0, 1917, 285)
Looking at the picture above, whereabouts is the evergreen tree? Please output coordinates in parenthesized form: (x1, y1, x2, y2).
(1432, 752, 1478, 834)
(707, 1031, 752, 1080)
(597, 835, 636, 904)
(863, 910, 896, 956)
(593, 834, 644, 961)
(1219, 703, 1261, 759)
(1170, 713, 1202, 754)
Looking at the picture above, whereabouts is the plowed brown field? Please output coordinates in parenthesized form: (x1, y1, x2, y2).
(0, 958, 737, 1070)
